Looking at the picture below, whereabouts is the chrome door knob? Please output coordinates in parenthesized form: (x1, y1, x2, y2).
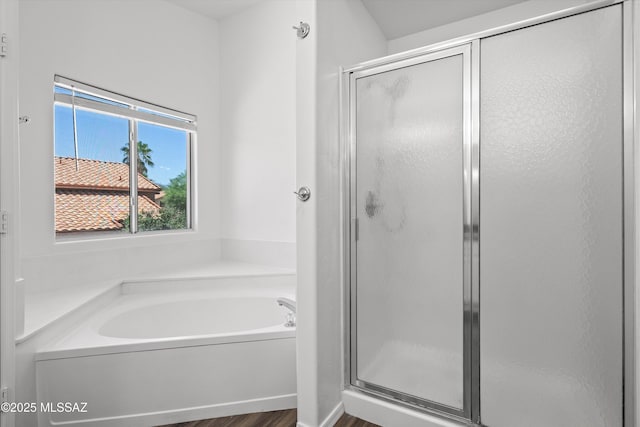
(294, 186, 311, 202)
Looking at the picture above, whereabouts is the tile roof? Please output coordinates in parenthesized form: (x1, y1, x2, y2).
(54, 157, 162, 233)
(55, 157, 161, 192)
(55, 190, 161, 233)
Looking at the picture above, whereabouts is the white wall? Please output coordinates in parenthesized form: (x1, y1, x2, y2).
(18, 0, 221, 295)
(1, 0, 20, 424)
(219, 0, 297, 269)
(387, 0, 597, 54)
(295, 0, 386, 425)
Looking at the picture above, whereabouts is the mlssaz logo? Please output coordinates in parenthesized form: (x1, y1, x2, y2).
(39, 402, 88, 413)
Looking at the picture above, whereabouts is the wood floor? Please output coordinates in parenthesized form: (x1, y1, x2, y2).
(158, 409, 380, 427)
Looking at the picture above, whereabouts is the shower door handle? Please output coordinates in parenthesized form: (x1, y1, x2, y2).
(294, 187, 311, 202)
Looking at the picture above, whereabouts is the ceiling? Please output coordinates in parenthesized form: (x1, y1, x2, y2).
(361, 0, 528, 39)
(166, 0, 529, 39)
(166, 0, 264, 20)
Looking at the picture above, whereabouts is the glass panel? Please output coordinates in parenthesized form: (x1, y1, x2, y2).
(135, 122, 189, 232)
(355, 54, 464, 408)
(54, 106, 130, 236)
(54, 86, 72, 96)
(480, 6, 622, 427)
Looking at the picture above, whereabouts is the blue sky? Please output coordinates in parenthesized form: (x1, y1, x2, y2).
(54, 105, 187, 187)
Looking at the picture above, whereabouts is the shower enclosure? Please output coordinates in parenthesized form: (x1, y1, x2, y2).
(343, 2, 634, 426)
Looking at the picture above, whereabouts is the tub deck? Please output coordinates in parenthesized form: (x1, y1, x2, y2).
(20, 261, 294, 343)
(37, 273, 296, 361)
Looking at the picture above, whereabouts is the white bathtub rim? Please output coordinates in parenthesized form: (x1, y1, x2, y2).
(86, 291, 295, 336)
(52, 289, 296, 351)
(36, 329, 296, 361)
(18, 270, 296, 344)
(36, 278, 296, 361)
(121, 272, 296, 295)
(16, 282, 121, 344)
(122, 270, 295, 286)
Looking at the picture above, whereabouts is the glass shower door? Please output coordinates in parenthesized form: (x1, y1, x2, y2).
(350, 45, 471, 415)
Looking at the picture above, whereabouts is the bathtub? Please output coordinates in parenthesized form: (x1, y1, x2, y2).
(35, 273, 297, 427)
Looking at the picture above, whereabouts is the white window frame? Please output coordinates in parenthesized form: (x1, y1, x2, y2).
(53, 75, 195, 236)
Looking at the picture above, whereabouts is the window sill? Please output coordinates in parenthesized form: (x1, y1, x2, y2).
(55, 228, 195, 244)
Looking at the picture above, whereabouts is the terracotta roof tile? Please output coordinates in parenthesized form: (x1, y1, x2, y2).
(55, 157, 160, 192)
(55, 190, 161, 233)
(54, 157, 162, 233)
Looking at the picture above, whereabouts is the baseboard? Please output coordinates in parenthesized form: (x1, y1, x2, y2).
(41, 394, 297, 427)
(296, 401, 344, 427)
(320, 401, 345, 427)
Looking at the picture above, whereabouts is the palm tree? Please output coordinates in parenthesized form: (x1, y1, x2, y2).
(121, 141, 154, 177)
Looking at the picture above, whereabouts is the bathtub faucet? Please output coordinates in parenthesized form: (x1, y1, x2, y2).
(277, 298, 296, 327)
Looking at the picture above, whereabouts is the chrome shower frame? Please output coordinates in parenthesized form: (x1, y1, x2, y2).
(340, 1, 636, 425)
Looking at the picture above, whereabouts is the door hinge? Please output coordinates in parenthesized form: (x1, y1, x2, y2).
(1, 387, 9, 404)
(0, 211, 7, 234)
(0, 33, 7, 58)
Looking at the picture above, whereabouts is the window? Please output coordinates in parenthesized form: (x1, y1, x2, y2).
(53, 76, 195, 237)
